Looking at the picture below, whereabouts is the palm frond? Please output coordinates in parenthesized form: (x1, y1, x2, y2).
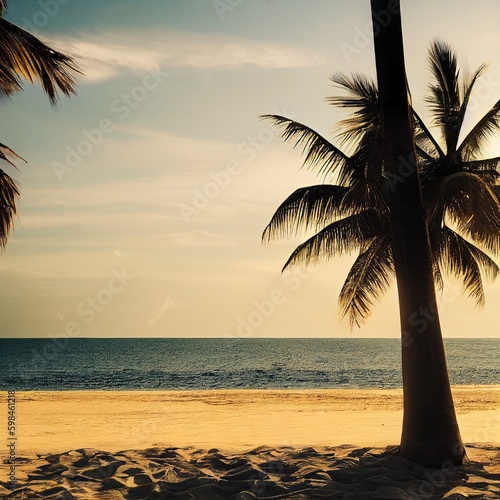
(0, 18, 81, 104)
(415, 146, 435, 165)
(0, 142, 26, 169)
(327, 72, 380, 147)
(0, 169, 19, 249)
(426, 40, 461, 112)
(456, 62, 489, 137)
(339, 178, 388, 216)
(345, 127, 385, 183)
(262, 184, 348, 242)
(457, 99, 500, 160)
(0, 0, 8, 18)
(436, 226, 499, 307)
(462, 156, 500, 172)
(413, 109, 445, 159)
(432, 253, 445, 294)
(338, 234, 393, 328)
(494, 186, 500, 203)
(329, 72, 378, 104)
(426, 172, 500, 254)
(260, 114, 353, 184)
(425, 40, 462, 152)
(461, 63, 489, 102)
(263, 39, 499, 324)
(282, 210, 381, 270)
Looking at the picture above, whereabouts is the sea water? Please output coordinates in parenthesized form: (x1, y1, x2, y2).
(1, 338, 498, 390)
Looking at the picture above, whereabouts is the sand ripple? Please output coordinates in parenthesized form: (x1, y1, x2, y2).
(2, 444, 499, 499)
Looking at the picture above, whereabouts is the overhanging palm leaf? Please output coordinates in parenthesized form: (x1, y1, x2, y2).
(0, 143, 25, 246)
(0, 169, 19, 248)
(338, 234, 393, 328)
(0, 1, 7, 18)
(0, 18, 81, 104)
(0, 3, 79, 249)
(0, 142, 26, 169)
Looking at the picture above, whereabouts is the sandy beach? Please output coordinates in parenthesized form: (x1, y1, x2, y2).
(1, 387, 499, 499)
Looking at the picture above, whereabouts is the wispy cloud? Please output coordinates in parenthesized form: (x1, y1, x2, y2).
(50, 29, 326, 82)
(50, 38, 164, 82)
(161, 32, 326, 70)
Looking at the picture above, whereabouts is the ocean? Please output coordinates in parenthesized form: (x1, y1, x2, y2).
(1, 338, 498, 391)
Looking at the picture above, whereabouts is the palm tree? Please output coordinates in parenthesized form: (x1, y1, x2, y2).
(262, 11, 499, 465)
(416, 41, 500, 305)
(0, 0, 80, 247)
(370, 0, 463, 466)
(263, 47, 500, 328)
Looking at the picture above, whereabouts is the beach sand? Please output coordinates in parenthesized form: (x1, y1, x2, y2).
(1, 387, 499, 499)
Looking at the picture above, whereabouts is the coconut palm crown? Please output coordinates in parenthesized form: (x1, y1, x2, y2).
(0, 0, 80, 248)
(262, 40, 500, 328)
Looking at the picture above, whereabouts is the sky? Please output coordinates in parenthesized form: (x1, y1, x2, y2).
(1, 0, 499, 339)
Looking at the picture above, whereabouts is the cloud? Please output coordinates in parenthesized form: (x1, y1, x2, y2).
(49, 29, 326, 82)
(50, 37, 164, 82)
(161, 32, 326, 70)
(147, 297, 187, 326)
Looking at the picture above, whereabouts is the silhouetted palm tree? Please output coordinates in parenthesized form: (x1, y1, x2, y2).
(416, 41, 500, 306)
(370, 0, 462, 467)
(0, 0, 80, 247)
(263, 44, 500, 325)
(263, 33, 499, 465)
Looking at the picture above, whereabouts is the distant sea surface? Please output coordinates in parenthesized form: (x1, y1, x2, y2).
(1, 338, 498, 390)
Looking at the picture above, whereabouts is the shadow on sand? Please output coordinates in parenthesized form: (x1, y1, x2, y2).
(4, 443, 499, 499)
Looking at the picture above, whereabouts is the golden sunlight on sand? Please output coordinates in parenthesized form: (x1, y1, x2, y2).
(1, 387, 499, 499)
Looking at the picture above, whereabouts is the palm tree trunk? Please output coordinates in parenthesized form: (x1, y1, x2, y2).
(370, 0, 465, 467)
